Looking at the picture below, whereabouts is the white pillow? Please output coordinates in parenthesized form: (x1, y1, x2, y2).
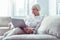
(38, 16, 60, 38)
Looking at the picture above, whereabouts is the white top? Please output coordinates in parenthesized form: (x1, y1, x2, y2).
(25, 15, 44, 28)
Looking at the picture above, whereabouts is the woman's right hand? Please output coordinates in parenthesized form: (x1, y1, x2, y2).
(24, 27, 33, 34)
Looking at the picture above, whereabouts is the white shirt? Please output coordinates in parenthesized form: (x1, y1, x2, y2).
(25, 15, 44, 28)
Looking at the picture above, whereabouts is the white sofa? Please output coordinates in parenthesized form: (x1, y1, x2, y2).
(0, 17, 11, 40)
(2, 16, 60, 40)
(3, 34, 58, 40)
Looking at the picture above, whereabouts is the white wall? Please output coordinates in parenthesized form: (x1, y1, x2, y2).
(37, 0, 49, 16)
(56, 0, 60, 15)
(38, 0, 57, 16)
(56, 0, 60, 3)
(49, 0, 56, 16)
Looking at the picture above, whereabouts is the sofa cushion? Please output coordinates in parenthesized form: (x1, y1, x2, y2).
(3, 34, 57, 40)
(0, 17, 11, 27)
(37, 16, 60, 38)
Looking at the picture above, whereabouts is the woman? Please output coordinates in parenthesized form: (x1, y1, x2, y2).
(3, 4, 44, 38)
(25, 4, 44, 33)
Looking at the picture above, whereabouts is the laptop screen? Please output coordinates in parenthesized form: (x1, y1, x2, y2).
(11, 18, 26, 28)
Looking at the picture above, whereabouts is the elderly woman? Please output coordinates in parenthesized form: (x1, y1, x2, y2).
(3, 4, 44, 38)
(25, 4, 44, 33)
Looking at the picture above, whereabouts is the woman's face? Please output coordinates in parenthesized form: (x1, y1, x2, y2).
(32, 7, 39, 16)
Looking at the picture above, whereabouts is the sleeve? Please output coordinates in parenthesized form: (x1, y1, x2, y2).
(36, 15, 45, 28)
(33, 15, 45, 33)
(25, 18, 32, 27)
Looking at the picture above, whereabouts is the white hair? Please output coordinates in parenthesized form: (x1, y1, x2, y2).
(32, 4, 40, 11)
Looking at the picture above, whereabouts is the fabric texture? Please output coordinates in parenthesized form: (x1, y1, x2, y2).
(25, 15, 44, 34)
(38, 16, 60, 38)
(25, 15, 44, 28)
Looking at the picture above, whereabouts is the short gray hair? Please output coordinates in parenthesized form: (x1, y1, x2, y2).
(32, 4, 40, 11)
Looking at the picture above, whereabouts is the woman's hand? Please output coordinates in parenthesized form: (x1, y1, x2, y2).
(24, 27, 33, 34)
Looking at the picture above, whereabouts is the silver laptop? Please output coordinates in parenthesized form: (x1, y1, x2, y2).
(11, 18, 26, 28)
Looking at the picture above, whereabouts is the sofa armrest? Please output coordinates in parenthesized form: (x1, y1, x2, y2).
(3, 34, 57, 40)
